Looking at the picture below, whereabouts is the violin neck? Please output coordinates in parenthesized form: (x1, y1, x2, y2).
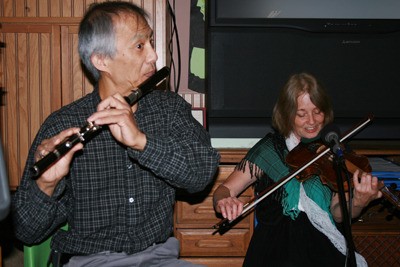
(379, 183, 400, 209)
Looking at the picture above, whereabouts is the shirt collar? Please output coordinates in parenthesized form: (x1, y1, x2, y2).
(285, 132, 300, 152)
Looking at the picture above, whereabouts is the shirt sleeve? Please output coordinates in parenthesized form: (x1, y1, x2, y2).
(128, 96, 220, 193)
(12, 121, 69, 245)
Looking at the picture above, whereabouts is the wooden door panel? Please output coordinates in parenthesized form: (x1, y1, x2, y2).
(60, 25, 93, 106)
(0, 24, 61, 189)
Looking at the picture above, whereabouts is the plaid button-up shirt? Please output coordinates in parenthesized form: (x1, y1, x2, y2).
(13, 89, 220, 255)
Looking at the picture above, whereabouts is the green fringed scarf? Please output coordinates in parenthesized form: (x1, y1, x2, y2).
(244, 134, 333, 221)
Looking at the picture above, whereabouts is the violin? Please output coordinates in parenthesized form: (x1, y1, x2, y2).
(285, 139, 371, 191)
(286, 139, 400, 209)
(212, 116, 399, 233)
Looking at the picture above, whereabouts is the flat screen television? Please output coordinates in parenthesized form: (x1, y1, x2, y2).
(206, 0, 400, 140)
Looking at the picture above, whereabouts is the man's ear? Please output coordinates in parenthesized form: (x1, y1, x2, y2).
(91, 53, 109, 73)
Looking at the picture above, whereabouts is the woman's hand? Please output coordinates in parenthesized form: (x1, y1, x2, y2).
(331, 169, 383, 222)
(213, 184, 245, 221)
(352, 169, 382, 208)
(213, 164, 258, 221)
(215, 195, 245, 221)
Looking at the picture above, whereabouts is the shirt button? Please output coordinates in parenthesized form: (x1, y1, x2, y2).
(127, 164, 133, 169)
(129, 198, 134, 203)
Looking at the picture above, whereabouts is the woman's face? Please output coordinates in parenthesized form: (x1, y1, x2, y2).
(293, 92, 325, 140)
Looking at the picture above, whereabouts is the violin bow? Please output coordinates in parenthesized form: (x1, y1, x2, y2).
(212, 115, 373, 234)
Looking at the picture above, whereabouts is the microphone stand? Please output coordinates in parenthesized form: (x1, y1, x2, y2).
(332, 148, 356, 267)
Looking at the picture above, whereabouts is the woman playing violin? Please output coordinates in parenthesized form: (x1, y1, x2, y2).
(213, 73, 382, 267)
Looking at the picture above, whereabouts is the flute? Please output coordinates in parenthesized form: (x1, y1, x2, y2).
(32, 66, 170, 177)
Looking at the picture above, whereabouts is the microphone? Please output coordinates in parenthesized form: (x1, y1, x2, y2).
(320, 123, 343, 156)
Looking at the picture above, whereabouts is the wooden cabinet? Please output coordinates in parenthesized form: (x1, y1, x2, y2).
(0, 0, 169, 190)
(175, 165, 254, 266)
(174, 146, 400, 266)
(353, 202, 400, 267)
(347, 141, 400, 266)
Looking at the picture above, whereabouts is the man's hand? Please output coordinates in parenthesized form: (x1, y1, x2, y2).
(35, 128, 83, 196)
(87, 93, 147, 151)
